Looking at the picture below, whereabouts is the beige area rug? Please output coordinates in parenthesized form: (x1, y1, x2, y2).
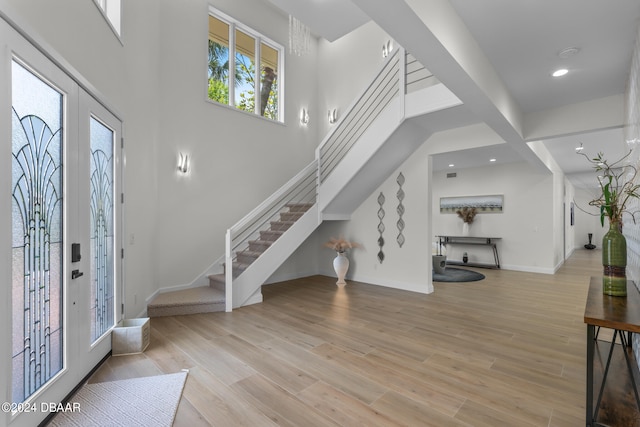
(49, 370, 188, 427)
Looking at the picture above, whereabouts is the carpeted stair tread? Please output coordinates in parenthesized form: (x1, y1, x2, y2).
(270, 220, 295, 231)
(236, 249, 263, 258)
(148, 201, 313, 317)
(148, 286, 225, 317)
(208, 273, 225, 286)
(285, 202, 313, 212)
(248, 239, 272, 251)
(280, 212, 304, 221)
(236, 253, 260, 264)
(221, 261, 251, 273)
(260, 230, 283, 241)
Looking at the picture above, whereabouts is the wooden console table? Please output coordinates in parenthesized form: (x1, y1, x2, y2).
(436, 235, 501, 269)
(584, 277, 640, 426)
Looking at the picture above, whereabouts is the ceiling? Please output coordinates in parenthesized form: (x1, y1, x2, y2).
(265, 0, 640, 187)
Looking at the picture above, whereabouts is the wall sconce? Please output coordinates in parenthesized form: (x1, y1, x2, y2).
(300, 108, 309, 125)
(382, 40, 393, 58)
(328, 108, 338, 124)
(177, 152, 190, 174)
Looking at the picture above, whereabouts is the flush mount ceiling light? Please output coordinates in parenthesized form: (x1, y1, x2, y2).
(552, 68, 569, 77)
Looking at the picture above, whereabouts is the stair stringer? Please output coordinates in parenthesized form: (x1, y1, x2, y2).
(322, 119, 432, 217)
(319, 83, 463, 218)
(232, 204, 320, 308)
(318, 96, 403, 219)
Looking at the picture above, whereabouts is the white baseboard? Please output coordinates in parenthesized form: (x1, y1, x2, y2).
(243, 290, 263, 306)
(264, 270, 320, 285)
(317, 267, 433, 294)
(353, 274, 433, 294)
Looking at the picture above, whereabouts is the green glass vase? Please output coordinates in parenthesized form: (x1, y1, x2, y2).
(602, 221, 627, 296)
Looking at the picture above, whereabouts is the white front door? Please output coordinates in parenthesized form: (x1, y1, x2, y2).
(1, 18, 122, 427)
(76, 90, 123, 371)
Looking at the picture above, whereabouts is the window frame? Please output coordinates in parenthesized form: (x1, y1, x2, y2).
(207, 6, 285, 123)
(93, 0, 123, 43)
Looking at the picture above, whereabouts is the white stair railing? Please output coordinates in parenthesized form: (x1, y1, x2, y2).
(225, 161, 317, 311)
(317, 48, 403, 182)
(405, 51, 437, 93)
(220, 46, 440, 311)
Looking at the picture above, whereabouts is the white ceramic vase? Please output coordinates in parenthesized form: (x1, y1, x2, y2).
(462, 222, 470, 236)
(333, 252, 350, 285)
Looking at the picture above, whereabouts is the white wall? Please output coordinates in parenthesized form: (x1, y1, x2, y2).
(317, 21, 392, 139)
(564, 178, 576, 257)
(626, 23, 640, 286)
(432, 161, 556, 273)
(152, 0, 319, 296)
(288, 154, 559, 287)
(623, 21, 640, 372)
(527, 140, 567, 269)
(0, 0, 321, 316)
(313, 140, 433, 293)
(573, 186, 608, 248)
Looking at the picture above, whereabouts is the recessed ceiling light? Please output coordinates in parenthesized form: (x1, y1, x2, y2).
(489, 158, 496, 162)
(552, 68, 569, 77)
(448, 164, 455, 168)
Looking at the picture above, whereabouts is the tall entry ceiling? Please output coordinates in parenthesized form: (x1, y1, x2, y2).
(265, 0, 640, 186)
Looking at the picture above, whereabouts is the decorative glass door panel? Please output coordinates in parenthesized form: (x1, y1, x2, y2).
(11, 59, 64, 404)
(3, 19, 122, 426)
(89, 117, 115, 343)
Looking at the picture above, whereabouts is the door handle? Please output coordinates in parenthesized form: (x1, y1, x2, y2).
(71, 269, 84, 280)
(72, 243, 82, 262)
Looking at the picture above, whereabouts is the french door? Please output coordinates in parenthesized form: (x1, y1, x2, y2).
(1, 17, 122, 427)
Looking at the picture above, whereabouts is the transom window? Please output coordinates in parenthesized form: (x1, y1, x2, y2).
(208, 7, 283, 122)
(94, 0, 121, 37)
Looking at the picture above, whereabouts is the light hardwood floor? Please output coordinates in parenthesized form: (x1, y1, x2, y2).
(87, 249, 637, 426)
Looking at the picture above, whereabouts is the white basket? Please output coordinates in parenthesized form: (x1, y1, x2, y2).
(112, 318, 150, 356)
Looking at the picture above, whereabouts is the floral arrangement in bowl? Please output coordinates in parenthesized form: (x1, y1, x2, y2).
(456, 207, 477, 224)
(324, 236, 361, 253)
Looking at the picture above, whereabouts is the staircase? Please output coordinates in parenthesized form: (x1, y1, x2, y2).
(147, 203, 313, 317)
(147, 48, 463, 316)
(208, 202, 313, 291)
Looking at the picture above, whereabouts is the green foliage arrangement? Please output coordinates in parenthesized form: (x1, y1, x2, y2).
(207, 40, 279, 120)
(577, 146, 640, 227)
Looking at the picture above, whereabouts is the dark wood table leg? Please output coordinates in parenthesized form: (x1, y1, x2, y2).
(587, 324, 595, 426)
